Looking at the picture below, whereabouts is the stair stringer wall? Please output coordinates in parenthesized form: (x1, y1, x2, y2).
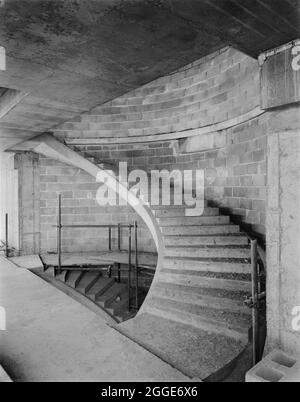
(10, 133, 165, 285)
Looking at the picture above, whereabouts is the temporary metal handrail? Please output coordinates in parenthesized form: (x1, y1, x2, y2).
(247, 239, 266, 366)
(55, 194, 140, 312)
(5, 213, 8, 258)
(128, 224, 132, 311)
(1, 213, 17, 258)
(134, 221, 139, 311)
(1, 213, 9, 257)
(251, 240, 259, 365)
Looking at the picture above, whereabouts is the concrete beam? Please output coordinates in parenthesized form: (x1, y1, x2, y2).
(0, 88, 28, 120)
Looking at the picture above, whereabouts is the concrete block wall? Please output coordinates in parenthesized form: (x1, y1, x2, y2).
(56, 47, 259, 140)
(76, 111, 267, 238)
(38, 156, 156, 254)
(15, 47, 266, 254)
(62, 46, 265, 238)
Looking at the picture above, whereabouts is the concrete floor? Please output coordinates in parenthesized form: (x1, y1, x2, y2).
(0, 257, 189, 382)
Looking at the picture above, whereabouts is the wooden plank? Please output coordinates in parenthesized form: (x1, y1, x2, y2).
(260, 41, 300, 109)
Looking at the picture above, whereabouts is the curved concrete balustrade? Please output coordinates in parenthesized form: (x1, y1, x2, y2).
(10, 133, 165, 273)
(53, 47, 260, 144)
(63, 107, 264, 145)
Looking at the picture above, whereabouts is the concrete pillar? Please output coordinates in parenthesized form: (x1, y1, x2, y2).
(261, 40, 300, 357)
(17, 153, 40, 255)
(0, 152, 19, 250)
(266, 130, 300, 356)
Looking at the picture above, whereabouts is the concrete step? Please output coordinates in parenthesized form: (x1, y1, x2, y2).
(162, 224, 240, 235)
(55, 270, 68, 282)
(65, 271, 84, 288)
(157, 271, 252, 293)
(155, 207, 219, 218)
(44, 266, 56, 277)
(151, 200, 208, 210)
(106, 297, 129, 316)
(97, 283, 128, 307)
(152, 283, 250, 315)
(86, 277, 115, 300)
(163, 234, 249, 246)
(153, 281, 251, 303)
(165, 245, 251, 259)
(117, 313, 247, 380)
(163, 258, 252, 274)
(146, 297, 251, 341)
(158, 215, 230, 226)
(76, 272, 102, 294)
(115, 310, 136, 323)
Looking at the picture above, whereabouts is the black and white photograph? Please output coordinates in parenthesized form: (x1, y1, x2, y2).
(0, 0, 299, 386)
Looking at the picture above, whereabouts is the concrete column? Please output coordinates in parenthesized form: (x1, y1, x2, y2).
(261, 41, 300, 357)
(266, 129, 300, 357)
(17, 153, 40, 255)
(0, 152, 19, 250)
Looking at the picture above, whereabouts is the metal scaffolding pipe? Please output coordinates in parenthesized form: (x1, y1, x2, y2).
(57, 194, 62, 273)
(251, 239, 259, 366)
(128, 225, 132, 311)
(5, 213, 8, 258)
(134, 221, 139, 310)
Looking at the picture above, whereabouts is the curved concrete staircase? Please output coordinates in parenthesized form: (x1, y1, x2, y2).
(11, 133, 253, 381)
(117, 201, 253, 380)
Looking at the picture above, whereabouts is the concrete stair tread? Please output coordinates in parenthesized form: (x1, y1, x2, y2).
(164, 235, 249, 246)
(154, 207, 219, 218)
(162, 225, 240, 235)
(66, 271, 84, 287)
(161, 267, 251, 282)
(117, 313, 247, 380)
(115, 310, 136, 323)
(144, 298, 250, 341)
(157, 270, 252, 292)
(151, 201, 208, 210)
(164, 255, 251, 263)
(163, 258, 252, 274)
(44, 266, 56, 277)
(158, 216, 230, 226)
(153, 281, 251, 302)
(86, 277, 115, 299)
(164, 233, 247, 237)
(145, 305, 249, 342)
(96, 282, 127, 306)
(165, 245, 251, 259)
(106, 297, 129, 315)
(147, 296, 251, 331)
(151, 284, 250, 315)
(165, 244, 250, 249)
(54, 270, 68, 282)
(76, 272, 101, 293)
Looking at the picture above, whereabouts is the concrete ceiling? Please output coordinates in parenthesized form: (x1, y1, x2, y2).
(0, 0, 299, 151)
